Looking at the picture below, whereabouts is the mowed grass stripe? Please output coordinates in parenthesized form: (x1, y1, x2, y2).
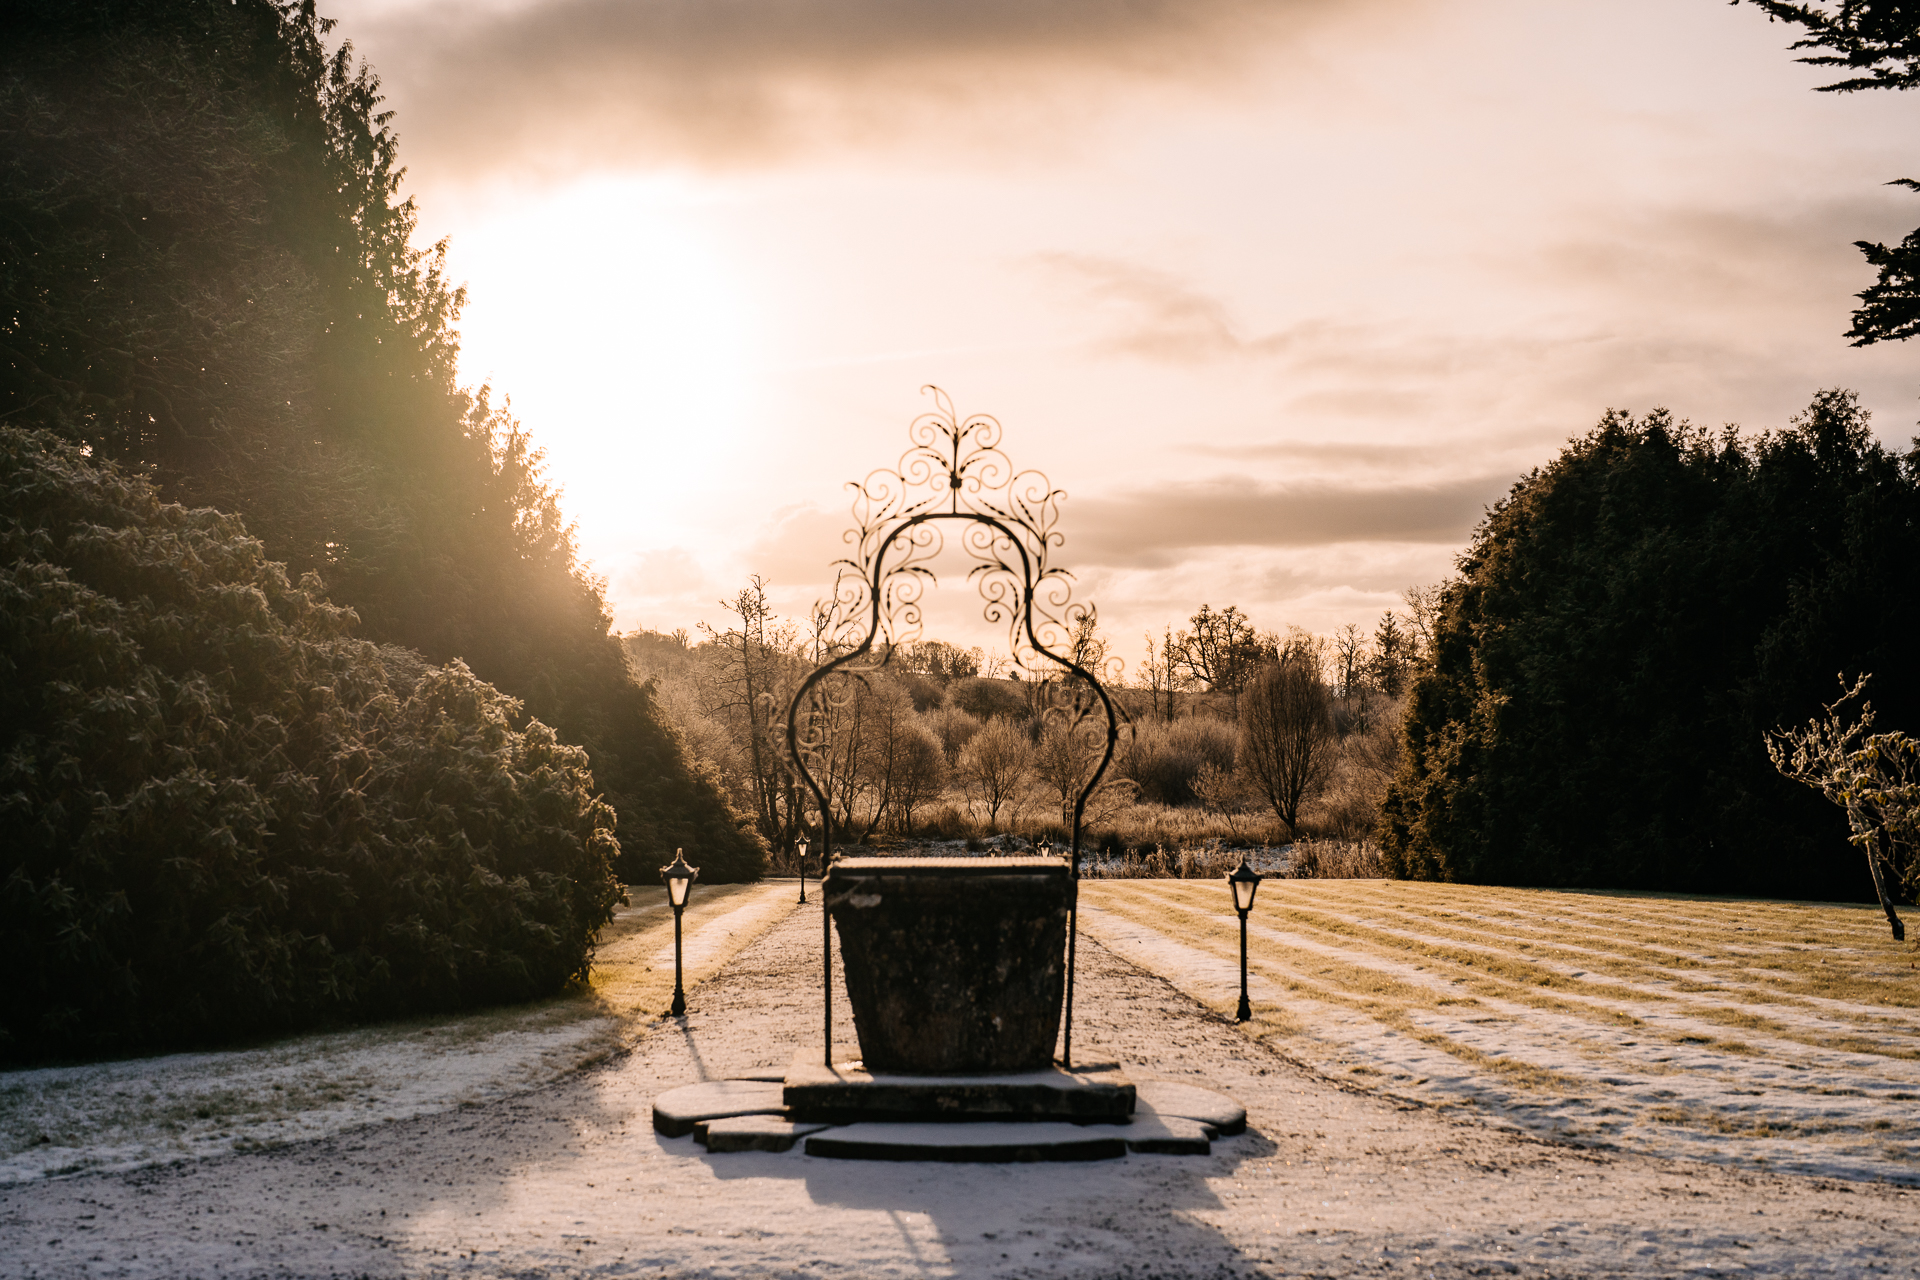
(1256, 899, 1920, 1045)
(1283, 887, 1920, 1026)
(1135, 879, 1918, 1018)
(1141, 883, 1920, 1056)
(1081, 882, 1919, 1060)
(1095, 884, 1681, 1021)
(1089, 890, 1676, 1070)
(1081, 881, 1920, 1179)
(1081, 894, 1614, 1091)
(1401, 890, 1909, 977)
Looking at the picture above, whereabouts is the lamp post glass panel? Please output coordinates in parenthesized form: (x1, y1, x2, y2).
(1227, 858, 1262, 1023)
(661, 849, 699, 1017)
(797, 836, 810, 904)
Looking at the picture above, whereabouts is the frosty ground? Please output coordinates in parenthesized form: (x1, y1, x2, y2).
(2, 888, 1917, 1279)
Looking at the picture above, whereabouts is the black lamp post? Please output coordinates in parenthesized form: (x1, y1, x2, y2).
(796, 834, 811, 905)
(1227, 857, 1262, 1023)
(661, 848, 699, 1017)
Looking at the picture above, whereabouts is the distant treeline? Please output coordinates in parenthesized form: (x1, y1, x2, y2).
(0, 0, 761, 1059)
(628, 583, 1420, 857)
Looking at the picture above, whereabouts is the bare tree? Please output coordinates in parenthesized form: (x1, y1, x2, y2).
(1333, 623, 1367, 700)
(1030, 714, 1133, 831)
(1064, 607, 1110, 675)
(1402, 583, 1444, 665)
(958, 716, 1034, 827)
(699, 576, 805, 849)
(1768, 675, 1919, 940)
(1240, 653, 1337, 836)
(1139, 626, 1187, 723)
(1193, 761, 1260, 842)
(1173, 604, 1267, 713)
(892, 728, 947, 835)
(855, 678, 923, 840)
(799, 670, 875, 845)
(898, 639, 982, 682)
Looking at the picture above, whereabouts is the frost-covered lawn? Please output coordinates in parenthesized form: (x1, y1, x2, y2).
(1080, 878, 1920, 1183)
(0, 882, 797, 1184)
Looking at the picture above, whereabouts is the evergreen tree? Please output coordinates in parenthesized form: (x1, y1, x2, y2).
(1741, 1, 1920, 344)
(1380, 390, 1920, 897)
(0, 0, 764, 882)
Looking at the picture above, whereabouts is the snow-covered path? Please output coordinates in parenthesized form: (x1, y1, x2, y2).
(3, 895, 1918, 1278)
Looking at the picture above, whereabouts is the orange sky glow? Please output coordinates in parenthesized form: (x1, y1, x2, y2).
(330, 0, 1918, 671)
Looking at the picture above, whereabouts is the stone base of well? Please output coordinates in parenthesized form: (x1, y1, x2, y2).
(783, 1054, 1134, 1124)
(652, 1066, 1240, 1164)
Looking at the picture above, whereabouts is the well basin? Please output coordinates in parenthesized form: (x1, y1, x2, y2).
(823, 856, 1070, 1074)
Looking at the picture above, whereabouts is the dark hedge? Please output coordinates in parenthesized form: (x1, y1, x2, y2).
(1379, 391, 1920, 899)
(0, 428, 623, 1061)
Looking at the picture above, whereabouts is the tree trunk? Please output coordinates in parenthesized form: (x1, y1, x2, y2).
(1858, 813, 1906, 941)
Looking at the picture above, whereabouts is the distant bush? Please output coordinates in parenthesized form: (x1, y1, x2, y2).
(1119, 717, 1240, 806)
(950, 676, 1028, 721)
(0, 430, 622, 1061)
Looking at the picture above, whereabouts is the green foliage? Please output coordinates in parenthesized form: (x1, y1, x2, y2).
(1741, 1, 1920, 93)
(1739, 2, 1920, 344)
(0, 0, 765, 882)
(1849, 181, 1920, 345)
(1380, 390, 1920, 897)
(0, 428, 624, 1061)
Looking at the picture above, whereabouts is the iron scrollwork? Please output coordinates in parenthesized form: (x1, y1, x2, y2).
(785, 387, 1120, 1068)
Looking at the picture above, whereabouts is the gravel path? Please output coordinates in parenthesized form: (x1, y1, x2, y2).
(2, 900, 1916, 1278)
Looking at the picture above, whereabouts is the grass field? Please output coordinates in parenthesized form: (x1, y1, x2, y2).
(0, 882, 798, 1184)
(1080, 878, 1920, 1182)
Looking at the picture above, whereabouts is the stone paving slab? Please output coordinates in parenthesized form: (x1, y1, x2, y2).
(784, 1055, 1134, 1122)
(1133, 1080, 1245, 1135)
(1118, 1115, 1212, 1155)
(650, 1079, 785, 1136)
(804, 1121, 1129, 1163)
(699, 1116, 831, 1153)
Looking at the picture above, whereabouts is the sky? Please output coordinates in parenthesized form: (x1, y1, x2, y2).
(328, 0, 1918, 673)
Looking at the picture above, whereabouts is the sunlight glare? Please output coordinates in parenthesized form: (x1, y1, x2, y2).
(450, 177, 762, 558)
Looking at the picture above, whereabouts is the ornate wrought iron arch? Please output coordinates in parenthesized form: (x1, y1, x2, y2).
(784, 387, 1121, 1067)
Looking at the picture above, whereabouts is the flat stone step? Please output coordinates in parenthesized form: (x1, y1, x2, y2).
(785, 1056, 1134, 1123)
(652, 1081, 786, 1138)
(804, 1121, 1128, 1163)
(1120, 1115, 1212, 1155)
(1133, 1081, 1246, 1136)
(701, 1116, 831, 1153)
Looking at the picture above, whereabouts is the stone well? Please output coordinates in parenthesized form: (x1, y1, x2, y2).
(822, 856, 1071, 1074)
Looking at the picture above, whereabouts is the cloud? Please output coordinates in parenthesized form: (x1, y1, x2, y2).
(340, 0, 1398, 174)
(1528, 194, 1920, 321)
(1182, 432, 1550, 471)
(1064, 473, 1511, 569)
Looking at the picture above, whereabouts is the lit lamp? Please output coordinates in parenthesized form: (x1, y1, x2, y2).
(1226, 857, 1262, 1023)
(661, 849, 699, 1017)
(796, 834, 811, 905)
